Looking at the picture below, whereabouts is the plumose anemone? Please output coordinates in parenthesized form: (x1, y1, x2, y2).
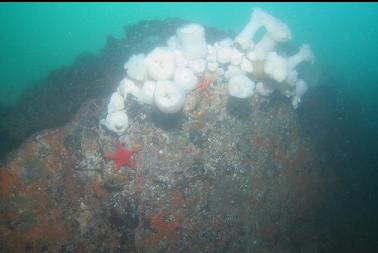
(101, 8, 315, 135)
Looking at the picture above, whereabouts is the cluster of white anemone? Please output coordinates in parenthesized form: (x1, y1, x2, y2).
(101, 8, 315, 135)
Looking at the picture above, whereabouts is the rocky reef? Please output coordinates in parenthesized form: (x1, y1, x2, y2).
(0, 77, 328, 252)
(12, 5, 378, 252)
(0, 14, 344, 253)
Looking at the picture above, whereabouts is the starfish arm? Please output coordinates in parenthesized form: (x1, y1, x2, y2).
(126, 160, 137, 170)
(115, 160, 123, 172)
(117, 142, 125, 150)
(196, 79, 212, 93)
(105, 153, 115, 160)
(196, 82, 206, 91)
(129, 149, 138, 156)
(204, 90, 212, 97)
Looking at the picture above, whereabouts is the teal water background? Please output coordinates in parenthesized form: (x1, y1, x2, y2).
(1, 2, 378, 110)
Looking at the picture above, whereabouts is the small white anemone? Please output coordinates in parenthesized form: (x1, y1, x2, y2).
(207, 61, 218, 72)
(287, 44, 315, 69)
(262, 12, 292, 42)
(100, 110, 129, 135)
(173, 50, 188, 67)
(154, 81, 186, 113)
(187, 59, 207, 74)
(230, 48, 243, 66)
(225, 65, 243, 80)
(214, 38, 233, 64)
(124, 54, 146, 81)
(206, 44, 217, 62)
(228, 74, 256, 98)
(118, 78, 142, 101)
(249, 12, 292, 61)
(295, 79, 308, 98)
(246, 50, 256, 62)
(145, 47, 176, 81)
(245, 48, 267, 62)
(176, 23, 207, 60)
(264, 52, 289, 82)
(107, 92, 125, 114)
(174, 67, 198, 92)
(240, 57, 254, 74)
(216, 67, 225, 76)
(292, 79, 308, 109)
(166, 35, 179, 50)
(286, 70, 298, 86)
(139, 80, 157, 105)
(256, 82, 275, 97)
(176, 23, 206, 48)
(234, 8, 266, 50)
(181, 43, 208, 61)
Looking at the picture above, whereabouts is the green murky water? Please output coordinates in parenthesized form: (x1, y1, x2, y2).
(1, 3, 378, 108)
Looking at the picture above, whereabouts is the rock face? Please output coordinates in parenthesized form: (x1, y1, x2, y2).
(0, 74, 325, 252)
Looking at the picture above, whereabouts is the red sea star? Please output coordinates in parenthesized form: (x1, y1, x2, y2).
(105, 142, 138, 172)
(196, 77, 213, 97)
